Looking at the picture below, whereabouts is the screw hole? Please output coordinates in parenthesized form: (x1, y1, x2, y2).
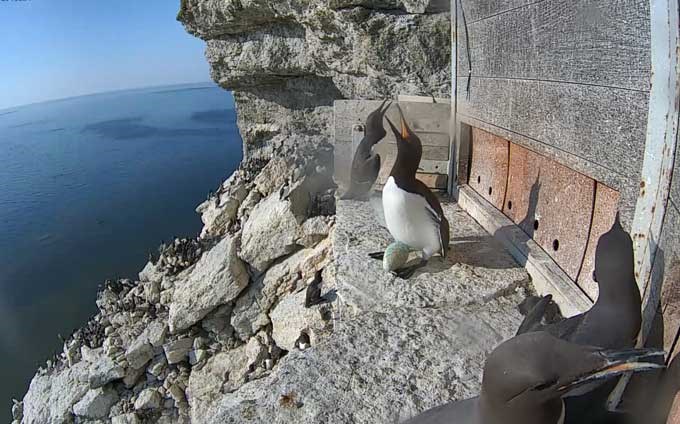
(508, 201, 513, 210)
(477, 176, 481, 184)
(533, 220, 539, 231)
(553, 240, 560, 251)
(488, 187, 493, 195)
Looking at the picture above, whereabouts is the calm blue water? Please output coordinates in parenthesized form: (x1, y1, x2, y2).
(0, 83, 242, 409)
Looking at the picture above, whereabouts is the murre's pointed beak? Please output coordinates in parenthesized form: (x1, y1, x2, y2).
(396, 104, 411, 140)
(380, 99, 392, 117)
(385, 116, 401, 140)
(557, 348, 664, 393)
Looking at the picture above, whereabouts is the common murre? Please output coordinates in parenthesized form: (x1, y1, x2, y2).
(342, 100, 391, 200)
(518, 214, 642, 423)
(403, 331, 663, 424)
(370, 104, 449, 279)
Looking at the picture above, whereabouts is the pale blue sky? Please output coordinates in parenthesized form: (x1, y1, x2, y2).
(0, 0, 210, 110)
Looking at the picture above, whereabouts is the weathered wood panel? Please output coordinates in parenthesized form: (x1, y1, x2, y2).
(468, 128, 509, 209)
(503, 143, 595, 280)
(576, 184, 621, 300)
(334, 100, 450, 192)
(458, 0, 650, 90)
(460, 0, 535, 23)
(457, 76, 649, 182)
(659, 203, 680, 362)
(671, 140, 680, 206)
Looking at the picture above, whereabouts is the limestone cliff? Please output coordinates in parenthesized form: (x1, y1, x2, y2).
(177, 0, 451, 155)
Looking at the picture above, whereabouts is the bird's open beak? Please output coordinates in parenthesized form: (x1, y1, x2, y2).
(558, 348, 664, 392)
(396, 104, 411, 141)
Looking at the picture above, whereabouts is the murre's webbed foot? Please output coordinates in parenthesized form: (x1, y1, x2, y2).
(392, 260, 427, 280)
(368, 251, 384, 260)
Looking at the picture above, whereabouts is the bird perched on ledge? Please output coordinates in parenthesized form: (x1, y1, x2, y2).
(341, 100, 391, 200)
(403, 331, 663, 424)
(370, 104, 450, 279)
(517, 213, 642, 423)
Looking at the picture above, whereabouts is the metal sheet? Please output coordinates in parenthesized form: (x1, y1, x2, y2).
(468, 128, 509, 209)
(503, 144, 596, 280)
(576, 184, 621, 300)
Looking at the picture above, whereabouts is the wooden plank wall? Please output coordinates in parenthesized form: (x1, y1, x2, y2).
(456, 0, 650, 223)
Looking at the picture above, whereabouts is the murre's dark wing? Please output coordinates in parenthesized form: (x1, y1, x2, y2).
(402, 397, 478, 424)
(343, 152, 381, 199)
(516, 294, 553, 335)
(415, 179, 450, 257)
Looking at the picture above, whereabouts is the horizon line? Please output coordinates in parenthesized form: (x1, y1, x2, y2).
(0, 80, 218, 113)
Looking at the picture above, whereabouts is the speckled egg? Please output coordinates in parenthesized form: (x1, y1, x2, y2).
(383, 241, 411, 271)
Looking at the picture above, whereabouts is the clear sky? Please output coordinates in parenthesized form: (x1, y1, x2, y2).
(0, 0, 211, 110)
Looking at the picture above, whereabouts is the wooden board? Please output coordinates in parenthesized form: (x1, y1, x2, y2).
(458, 0, 650, 90)
(334, 100, 451, 192)
(468, 127, 509, 209)
(503, 144, 595, 280)
(460, 0, 536, 23)
(576, 184, 621, 300)
(456, 76, 649, 183)
(458, 185, 593, 317)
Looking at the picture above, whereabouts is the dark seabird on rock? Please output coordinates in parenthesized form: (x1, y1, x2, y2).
(403, 332, 663, 424)
(342, 100, 392, 200)
(517, 213, 642, 422)
(371, 104, 450, 279)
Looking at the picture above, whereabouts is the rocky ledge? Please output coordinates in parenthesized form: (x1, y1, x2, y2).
(16, 156, 534, 422)
(12, 2, 493, 423)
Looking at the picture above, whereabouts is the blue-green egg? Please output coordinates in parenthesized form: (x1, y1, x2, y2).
(383, 241, 411, 271)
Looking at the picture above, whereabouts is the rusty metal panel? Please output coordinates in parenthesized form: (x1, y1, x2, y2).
(576, 184, 621, 300)
(468, 128, 509, 209)
(503, 144, 596, 280)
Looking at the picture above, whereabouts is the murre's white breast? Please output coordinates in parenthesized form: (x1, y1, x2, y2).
(382, 177, 441, 257)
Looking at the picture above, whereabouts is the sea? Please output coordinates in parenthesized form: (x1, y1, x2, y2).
(0, 83, 242, 415)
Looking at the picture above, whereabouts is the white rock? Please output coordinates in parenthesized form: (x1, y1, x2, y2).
(112, 413, 141, 424)
(240, 192, 303, 272)
(245, 337, 268, 369)
(198, 195, 240, 237)
(80, 345, 101, 363)
(169, 235, 249, 332)
(236, 190, 262, 221)
(123, 365, 146, 389)
(72, 386, 119, 419)
(21, 361, 90, 424)
(270, 289, 322, 352)
(125, 338, 154, 370)
(148, 354, 168, 377)
(134, 388, 162, 411)
(139, 261, 163, 283)
(187, 346, 249, 418)
(253, 157, 293, 196)
(11, 399, 22, 420)
(297, 216, 333, 247)
(88, 355, 125, 388)
(230, 248, 311, 340)
(163, 338, 194, 365)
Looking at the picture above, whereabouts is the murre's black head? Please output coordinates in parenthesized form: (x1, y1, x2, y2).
(385, 104, 422, 179)
(365, 99, 391, 141)
(480, 332, 663, 424)
(593, 213, 636, 287)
